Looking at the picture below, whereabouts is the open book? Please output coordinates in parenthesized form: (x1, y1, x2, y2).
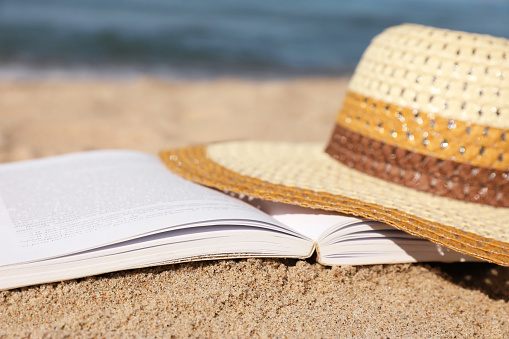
(0, 150, 480, 290)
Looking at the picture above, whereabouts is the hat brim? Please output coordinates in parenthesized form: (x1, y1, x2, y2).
(160, 141, 509, 266)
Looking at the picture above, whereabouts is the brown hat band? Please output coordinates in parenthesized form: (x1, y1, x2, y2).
(326, 123, 509, 207)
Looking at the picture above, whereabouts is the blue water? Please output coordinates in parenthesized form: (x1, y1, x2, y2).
(0, 0, 508, 78)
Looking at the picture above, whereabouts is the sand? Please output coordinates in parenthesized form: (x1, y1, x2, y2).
(1, 77, 509, 337)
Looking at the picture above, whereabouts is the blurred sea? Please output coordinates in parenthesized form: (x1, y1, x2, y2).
(0, 0, 508, 79)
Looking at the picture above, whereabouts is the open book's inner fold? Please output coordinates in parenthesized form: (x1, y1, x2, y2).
(250, 198, 357, 242)
(247, 199, 482, 265)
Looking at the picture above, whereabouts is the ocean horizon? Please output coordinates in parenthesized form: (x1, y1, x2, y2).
(0, 0, 508, 79)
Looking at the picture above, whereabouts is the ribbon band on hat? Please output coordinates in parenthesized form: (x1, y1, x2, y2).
(326, 122, 509, 207)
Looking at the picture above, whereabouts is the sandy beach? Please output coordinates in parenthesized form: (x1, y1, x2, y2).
(1, 77, 509, 337)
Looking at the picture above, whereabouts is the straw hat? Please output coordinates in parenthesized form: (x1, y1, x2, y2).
(161, 24, 509, 265)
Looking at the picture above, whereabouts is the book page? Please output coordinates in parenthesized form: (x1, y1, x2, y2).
(252, 199, 357, 242)
(317, 219, 482, 265)
(0, 150, 294, 266)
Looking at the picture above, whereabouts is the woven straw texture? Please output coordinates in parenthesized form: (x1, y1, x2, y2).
(326, 124, 509, 207)
(330, 24, 509, 207)
(349, 24, 509, 128)
(160, 142, 509, 266)
(337, 91, 509, 170)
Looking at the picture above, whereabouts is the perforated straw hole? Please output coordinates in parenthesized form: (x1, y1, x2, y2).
(453, 165, 461, 176)
(430, 177, 437, 188)
(479, 187, 488, 196)
(399, 169, 406, 179)
(496, 191, 504, 202)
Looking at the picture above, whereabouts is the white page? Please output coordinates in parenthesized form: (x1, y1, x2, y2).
(253, 199, 358, 242)
(0, 150, 294, 266)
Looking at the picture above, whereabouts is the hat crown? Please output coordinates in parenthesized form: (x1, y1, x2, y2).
(350, 24, 509, 128)
(327, 24, 509, 207)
